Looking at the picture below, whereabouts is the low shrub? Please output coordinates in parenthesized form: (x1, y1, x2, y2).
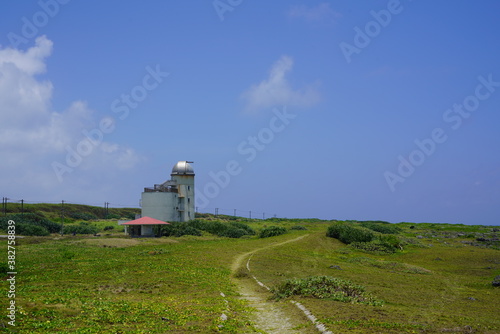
(350, 235, 404, 254)
(18, 224, 50, 236)
(378, 234, 404, 250)
(270, 276, 383, 305)
(350, 241, 395, 254)
(290, 225, 307, 230)
(229, 222, 256, 235)
(220, 228, 248, 238)
(63, 222, 99, 235)
(198, 220, 227, 235)
(327, 222, 374, 244)
(259, 226, 287, 238)
(103, 225, 115, 231)
(0, 213, 60, 234)
(359, 221, 401, 234)
(326, 223, 348, 239)
(161, 220, 255, 238)
(69, 212, 98, 221)
(161, 223, 202, 237)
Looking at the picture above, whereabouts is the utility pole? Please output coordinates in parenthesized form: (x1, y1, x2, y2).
(263, 212, 265, 220)
(3, 197, 9, 216)
(249, 211, 252, 219)
(104, 202, 109, 218)
(20, 199, 24, 216)
(234, 209, 236, 217)
(215, 208, 218, 217)
(60, 200, 65, 235)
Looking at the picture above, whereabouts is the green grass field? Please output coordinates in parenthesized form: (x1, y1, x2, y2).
(1, 214, 499, 333)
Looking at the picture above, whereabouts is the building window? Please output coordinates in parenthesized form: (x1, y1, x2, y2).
(188, 198, 190, 203)
(188, 186, 190, 191)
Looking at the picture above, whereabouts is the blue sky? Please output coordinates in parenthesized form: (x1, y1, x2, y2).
(1, 1, 499, 224)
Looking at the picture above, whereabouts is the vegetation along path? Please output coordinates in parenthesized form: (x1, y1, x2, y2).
(231, 234, 330, 334)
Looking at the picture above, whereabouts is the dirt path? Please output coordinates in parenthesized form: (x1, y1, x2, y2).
(231, 235, 317, 333)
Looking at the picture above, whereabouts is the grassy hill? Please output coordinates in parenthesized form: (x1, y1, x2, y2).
(1, 202, 140, 221)
(0, 209, 499, 333)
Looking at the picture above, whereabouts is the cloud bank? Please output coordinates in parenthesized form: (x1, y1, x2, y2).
(0, 36, 142, 203)
(241, 55, 320, 113)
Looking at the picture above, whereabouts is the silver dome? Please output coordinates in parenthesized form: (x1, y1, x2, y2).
(171, 161, 194, 175)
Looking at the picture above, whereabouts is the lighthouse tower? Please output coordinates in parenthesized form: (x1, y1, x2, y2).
(170, 161, 195, 222)
(140, 161, 195, 222)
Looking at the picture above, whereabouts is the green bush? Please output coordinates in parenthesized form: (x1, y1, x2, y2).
(327, 223, 374, 244)
(69, 212, 98, 221)
(378, 234, 403, 250)
(259, 226, 287, 238)
(17, 224, 50, 236)
(103, 225, 114, 231)
(270, 276, 383, 306)
(290, 225, 307, 230)
(359, 221, 401, 234)
(220, 228, 248, 238)
(176, 226, 202, 237)
(201, 221, 228, 235)
(160, 220, 255, 238)
(0, 213, 60, 234)
(349, 235, 404, 254)
(229, 222, 256, 235)
(161, 222, 202, 237)
(187, 220, 255, 238)
(326, 222, 349, 239)
(63, 222, 99, 235)
(350, 241, 395, 254)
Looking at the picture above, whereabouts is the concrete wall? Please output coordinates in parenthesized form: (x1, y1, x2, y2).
(171, 175, 195, 222)
(141, 192, 178, 222)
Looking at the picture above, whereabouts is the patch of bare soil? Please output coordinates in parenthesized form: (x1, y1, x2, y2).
(232, 235, 319, 334)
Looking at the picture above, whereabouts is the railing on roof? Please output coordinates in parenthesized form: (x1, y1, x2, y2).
(144, 184, 178, 193)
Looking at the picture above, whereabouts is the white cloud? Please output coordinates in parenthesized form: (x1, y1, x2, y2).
(241, 55, 320, 113)
(287, 3, 341, 23)
(0, 36, 143, 201)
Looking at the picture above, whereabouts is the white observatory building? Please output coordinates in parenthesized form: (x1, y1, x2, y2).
(140, 161, 195, 222)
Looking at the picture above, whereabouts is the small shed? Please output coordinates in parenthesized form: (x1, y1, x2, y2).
(120, 216, 170, 237)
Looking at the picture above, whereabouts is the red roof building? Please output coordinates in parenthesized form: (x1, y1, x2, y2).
(120, 216, 170, 237)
